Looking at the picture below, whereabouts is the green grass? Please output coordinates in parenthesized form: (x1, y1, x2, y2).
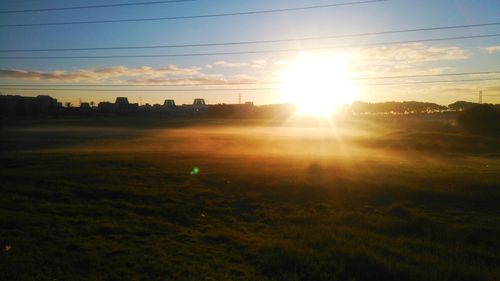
(1, 116, 499, 280)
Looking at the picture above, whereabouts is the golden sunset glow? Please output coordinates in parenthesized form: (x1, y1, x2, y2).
(2, 1, 499, 280)
(280, 54, 358, 116)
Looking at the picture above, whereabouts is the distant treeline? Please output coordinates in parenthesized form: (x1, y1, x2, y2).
(457, 104, 500, 137)
(351, 101, 447, 114)
(352, 101, 500, 114)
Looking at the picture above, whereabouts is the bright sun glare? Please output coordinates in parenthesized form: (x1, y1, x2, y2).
(280, 54, 358, 116)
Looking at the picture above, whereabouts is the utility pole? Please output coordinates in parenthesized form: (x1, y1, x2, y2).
(138, 96, 143, 106)
(238, 93, 242, 105)
(479, 90, 483, 104)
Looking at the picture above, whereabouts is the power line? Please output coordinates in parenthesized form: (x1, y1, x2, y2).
(1, 78, 499, 92)
(356, 71, 500, 81)
(364, 78, 500, 86)
(0, 0, 388, 27)
(1, 0, 68, 3)
(1, 22, 499, 53)
(0, 87, 275, 92)
(2, 71, 499, 87)
(0, 0, 195, 14)
(1, 33, 498, 59)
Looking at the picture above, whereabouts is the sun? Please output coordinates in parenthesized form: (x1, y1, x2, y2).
(280, 54, 358, 116)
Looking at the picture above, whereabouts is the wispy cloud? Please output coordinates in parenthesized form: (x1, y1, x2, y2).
(214, 61, 249, 68)
(251, 60, 267, 69)
(125, 73, 258, 85)
(353, 43, 469, 64)
(350, 64, 456, 78)
(213, 59, 267, 69)
(479, 45, 500, 54)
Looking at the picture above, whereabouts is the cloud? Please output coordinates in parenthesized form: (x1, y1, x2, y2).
(229, 74, 256, 82)
(0, 69, 96, 81)
(353, 43, 469, 64)
(125, 77, 225, 85)
(251, 60, 267, 69)
(350, 64, 456, 78)
(0, 43, 477, 95)
(274, 60, 292, 66)
(125, 74, 257, 85)
(212, 59, 267, 69)
(0, 64, 263, 86)
(213, 61, 249, 68)
(479, 45, 500, 54)
(0, 65, 202, 82)
(93, 66, 129, 74)
(342, 43, 471, 79)
(155, 65, 201, 75)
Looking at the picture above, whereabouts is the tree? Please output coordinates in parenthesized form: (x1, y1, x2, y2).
(64, 102, 72, 108)
(458, 104, 500, 137)
(448, 101, 478, 111)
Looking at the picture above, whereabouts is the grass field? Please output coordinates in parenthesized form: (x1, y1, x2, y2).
(1, 116, 499, 280)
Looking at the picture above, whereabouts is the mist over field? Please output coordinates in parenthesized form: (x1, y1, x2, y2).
(1, 115, 499, 280)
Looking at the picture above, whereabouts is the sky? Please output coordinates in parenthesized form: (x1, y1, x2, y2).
(0, 0, 499, 106)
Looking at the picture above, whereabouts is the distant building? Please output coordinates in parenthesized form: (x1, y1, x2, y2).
(185, 98, 208, 115)
(152, 104, 163, 111)
(0, 95, 60, 115)
(113, 97, 138, 113)
(115, 97, 129, 111)
(97, 101, 113, 113)
(79, 102, 91, 113)
(35, 95, 59, 112)
(115, 97, 128, 105)
(163, 99, 176, 109)
(193, 98, 206, 106)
